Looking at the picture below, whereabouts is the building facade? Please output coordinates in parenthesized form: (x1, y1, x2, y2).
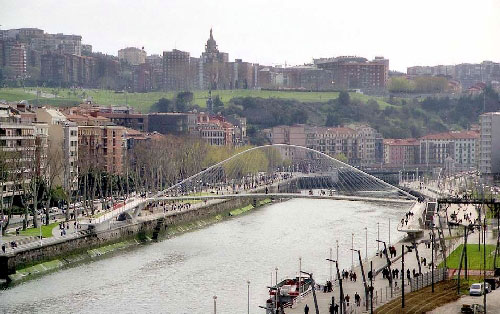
(420, 131, 479, 171)
(479, 112, 500, 176)
(118, 47, 146, 66)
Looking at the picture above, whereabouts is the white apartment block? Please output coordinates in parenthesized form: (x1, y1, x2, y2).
(35, 108, 79, 191)
(479, 112, 500, 176)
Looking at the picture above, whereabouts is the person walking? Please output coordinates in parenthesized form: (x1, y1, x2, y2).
(304, 304, 309, 314)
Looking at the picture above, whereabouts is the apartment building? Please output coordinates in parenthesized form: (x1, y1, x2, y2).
(118, 47, 146, 66)
(0, 105, 37, 199)
(197, 113, 234, 146)
(64, 113, 125, 174)
(163, 49, 191, 91)
(383, 139, 420, 167)
(315, 56, 389, 90)
(266, 124, 378, 166)
(35, 107, 79, 191)
(420, 130, 479, 171)
(479, 112, 500, 177)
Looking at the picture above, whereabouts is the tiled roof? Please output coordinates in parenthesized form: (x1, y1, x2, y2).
(420, 130, 479, 140)
(384, 138, 420, 146)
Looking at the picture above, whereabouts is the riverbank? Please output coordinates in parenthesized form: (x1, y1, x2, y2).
(1, 197, 273, 285)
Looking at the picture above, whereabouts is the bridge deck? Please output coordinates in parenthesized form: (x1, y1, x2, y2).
(155, 193, 416, 204)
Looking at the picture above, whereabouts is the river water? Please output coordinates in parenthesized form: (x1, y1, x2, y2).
(0, 198, 410, 314)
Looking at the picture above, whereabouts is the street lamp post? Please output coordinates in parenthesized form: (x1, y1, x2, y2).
(431, 231, 435, 293)
(336, 240, 339, 262)
(330, 247, 333, 281)
(377, 222, 380, 253)
(327, 259, 344, 314)
(213, 295, 217, 314)
(389, 219, 391, 245)
(365, 227, 368, 261)
(275, 267, 278, 311)
(299, 257, 302, 294)
(247, 280, 250, 314)
(275, 267, 278, 287)
(351, 233, 354, 269)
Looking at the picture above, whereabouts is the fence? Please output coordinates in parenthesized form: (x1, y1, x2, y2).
(355, 267, 448, 312)
(409, 267, 447, 292)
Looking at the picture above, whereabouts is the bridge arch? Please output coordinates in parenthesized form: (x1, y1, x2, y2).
(158, 144, 416, 201)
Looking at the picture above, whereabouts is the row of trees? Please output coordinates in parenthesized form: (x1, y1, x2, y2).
(388, 76, 449, 94)
(1, 129, 293, 235)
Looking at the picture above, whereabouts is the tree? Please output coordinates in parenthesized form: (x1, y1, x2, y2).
(213, 95, 224, 113)
(325, 113, 340, 127)
(388, 77, 414, 93)
(333, 153, 348, 163)
(338, 91, 350, 106)
(151, 97, 172, 113)
(175, 91, 194, 112)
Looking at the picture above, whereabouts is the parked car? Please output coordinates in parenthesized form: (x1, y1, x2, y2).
(469, 283, 490, 296)
(461, 303, 485, 313)
(49, 207, 59, 213)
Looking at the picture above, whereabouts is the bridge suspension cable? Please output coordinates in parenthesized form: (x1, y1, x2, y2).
(157, 144, 416, 202)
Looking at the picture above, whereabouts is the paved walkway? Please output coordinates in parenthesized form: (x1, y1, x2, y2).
(287, 228, 449, 314)
(287, 178, 476, 313)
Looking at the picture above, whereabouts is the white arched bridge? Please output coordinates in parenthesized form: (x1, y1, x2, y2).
(154, 144, 417, 203)
(91, 144, 417, 225)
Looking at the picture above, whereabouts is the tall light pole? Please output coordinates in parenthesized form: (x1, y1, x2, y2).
(389, 219, 391, 246)
(351, 233, 354, 269)
(275, 267, 279, 312)
(299, 257, 302, 293)
(213, 295, 217, 314)
(365, 227, 368, 261)
(377, 222, 380, 253)
(329, 248, 333, 281)
(247, 280, 250, 314)
(336, 240, 339, 262)
(275, 267, 278, 287)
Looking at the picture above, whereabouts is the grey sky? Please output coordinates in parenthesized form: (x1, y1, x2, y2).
(1, 0, 499, 71)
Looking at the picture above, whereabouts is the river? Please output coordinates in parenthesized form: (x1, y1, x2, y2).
(0, 198, 411, 314)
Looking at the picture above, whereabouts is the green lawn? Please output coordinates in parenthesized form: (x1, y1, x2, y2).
(0, 87, 393, 113)
(441, 244, 497, 270)
(17, 222, 59, 238)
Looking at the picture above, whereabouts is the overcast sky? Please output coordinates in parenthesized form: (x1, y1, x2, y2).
(1, 0, 499, 71)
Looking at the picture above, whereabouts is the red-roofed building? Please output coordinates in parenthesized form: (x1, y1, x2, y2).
(197, 113, 234, 146)
(383, 138, 420, 167)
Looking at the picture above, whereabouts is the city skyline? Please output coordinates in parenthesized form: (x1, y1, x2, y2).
(1, 0, 499, 72)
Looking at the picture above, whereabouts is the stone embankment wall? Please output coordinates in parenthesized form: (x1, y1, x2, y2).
(0, 196, 256, 280)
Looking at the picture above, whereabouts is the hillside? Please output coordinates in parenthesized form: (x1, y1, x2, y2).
(0, 87, 392, 113)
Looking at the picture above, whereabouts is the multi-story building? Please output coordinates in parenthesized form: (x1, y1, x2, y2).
(148, 112, 192, 135)
(407, 61, 500, 90)
(226, 115, 247, 146)
(315, 56, 389, 90)
(40, 52, 95, 86)
(146, 54, 163, 89)
(0, 39, 27, 78)
(479, 112, 500, 177)
(35, 107, 79, 191)
(420, 130, 479, 171)
(31, 33, 82, 56)
(197, 113, 234, 146)
(163, 49, 191, 91)
(266, 124, 378, 166)
(0, 105, 37, 200)
(383, 139, 420, 167)
(118, 47, 146, 66)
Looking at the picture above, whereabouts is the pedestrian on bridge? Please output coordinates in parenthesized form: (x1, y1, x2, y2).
(304, 304, 309, 314)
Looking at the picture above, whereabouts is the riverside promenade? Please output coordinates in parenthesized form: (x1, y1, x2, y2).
(287, 176, 484, 313)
